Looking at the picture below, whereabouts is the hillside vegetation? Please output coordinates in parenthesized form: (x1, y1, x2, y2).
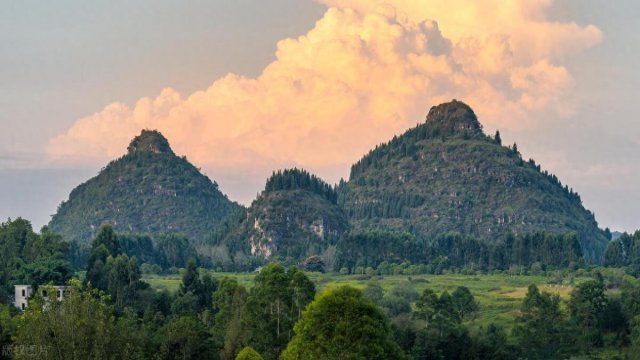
(49, 130, 242, 244)
(206, 169, 348, 270)
(338, 100, 608, 262)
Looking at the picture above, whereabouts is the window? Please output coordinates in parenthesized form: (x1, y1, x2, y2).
(42, 290, 47, 297)
(21, 289, 25, 297)
(57, 290, 61, 298)
(21, 303, 25, 310)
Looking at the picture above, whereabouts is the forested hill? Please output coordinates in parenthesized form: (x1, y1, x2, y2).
(338, 100, 609, 262)
(210, 168, 348, 268)
(48, 130, 243, 244)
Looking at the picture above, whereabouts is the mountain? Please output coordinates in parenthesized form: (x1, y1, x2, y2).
(338, 100, 609, 262)
(214, 169, 348, 268)
(49, 130, 242, 244)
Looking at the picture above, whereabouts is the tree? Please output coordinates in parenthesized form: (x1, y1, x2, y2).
(180, 258, 200, 296)
(176, 258, 217, 312)
(511, 142, 519, 155)
(235, 347, 263, 360)
(156, 234, 197, 269)
(411, 288, 470, 359)
(106, 254, 150, 313)
(13, 281, 144, 360)
(469, 324, 513, 360)
(281, 286, 405, 360)
(0, 219, 72, 300)
(159, 316, 213, 360)
(93, 225, 121, 256)
(0, 304, 16, 353)
(86, 225, 122, 290)
(451, 286, 479, 320)
(302, 256, 325, 273)
(242, 263, 315, 360)
(494, 130, 502, 145)
(288, 267, 315, 322)
(513, 285, 573, 360)
(213, 277, 248, 360)
(568, 280, 608, 350)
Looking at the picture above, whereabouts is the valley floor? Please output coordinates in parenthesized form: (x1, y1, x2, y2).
(145, 272, 585, 331)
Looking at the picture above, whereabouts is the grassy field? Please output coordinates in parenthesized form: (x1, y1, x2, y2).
(144, 271, 590, 331)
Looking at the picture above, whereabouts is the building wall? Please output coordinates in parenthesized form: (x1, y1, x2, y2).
(14, 285, 33, 310)
(13, 285, 67, 310)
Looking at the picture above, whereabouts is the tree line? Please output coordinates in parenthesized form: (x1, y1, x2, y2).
(605, 230, 640, 274)
(335, 230, 584, 274)
(264, 168, 338, 204)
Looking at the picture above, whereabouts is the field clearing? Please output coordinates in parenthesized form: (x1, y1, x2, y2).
(144, 272, 592, 330)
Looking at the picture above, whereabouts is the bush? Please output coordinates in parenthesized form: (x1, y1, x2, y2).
(236, 346, 264, 360)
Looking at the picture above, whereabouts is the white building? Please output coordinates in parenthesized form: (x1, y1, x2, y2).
(14, 285, 33, 310)
(14, 285, 67, 310)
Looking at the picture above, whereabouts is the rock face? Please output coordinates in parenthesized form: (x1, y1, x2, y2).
(49, 130, 243, 243)
(224, 169, 348, 263)
(338, 100, 609, 261)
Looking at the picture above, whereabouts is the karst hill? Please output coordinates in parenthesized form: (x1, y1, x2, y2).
(338, 100, 609, 261)
(49, 130, 243, 243)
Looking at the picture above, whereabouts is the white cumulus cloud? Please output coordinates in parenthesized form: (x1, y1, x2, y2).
(47, 0, 602, 193)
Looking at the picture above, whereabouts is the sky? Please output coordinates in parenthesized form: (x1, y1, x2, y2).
(0, 0, 639, 233)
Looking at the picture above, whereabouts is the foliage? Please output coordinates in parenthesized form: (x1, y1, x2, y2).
(49, 130, 243, 245)
(0, 219, 72, 302)
(85, 226, 153, 313)
(512, 284, 574, 359)
(568, 280, 608, 349)
(335, 230, 421, 271)
(175, 258, 217, 314)
(451, 286, 479, 320)
(159, 315, 213, 360)
(338, 101, 608, 262)
(13, 281, 145, 360)
(605, 230, 640, 273)
(235, 346, 263, 360)
(281, 286, 406, 360)
(468, 324, 513, 360)
(0, 304, 16, 354)
(242, 263, 315, 359)
(213, 277, 248, 360)
(214, 175, 348, 268)
(264, 168, 337, 204)
(301, 255, 325, 272)
(336, 229, 583, 272)
(242, 263, 315, 360)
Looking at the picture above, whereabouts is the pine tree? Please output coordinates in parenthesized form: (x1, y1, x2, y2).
(494, 130, 502, 145)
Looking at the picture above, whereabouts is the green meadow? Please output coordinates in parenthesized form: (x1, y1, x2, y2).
(145, 272, 590, 331)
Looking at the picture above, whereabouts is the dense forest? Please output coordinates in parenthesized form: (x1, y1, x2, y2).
(334, 230, 583, 274)
(0, 228, 637, 359)
(2, 220, 640, 359)
(604, 230, 640, 274)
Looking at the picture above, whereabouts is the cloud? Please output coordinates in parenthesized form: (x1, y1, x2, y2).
(47, 0, 602, 189)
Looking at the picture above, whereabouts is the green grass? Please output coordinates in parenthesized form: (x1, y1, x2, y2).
(144, 272, 590, 331)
